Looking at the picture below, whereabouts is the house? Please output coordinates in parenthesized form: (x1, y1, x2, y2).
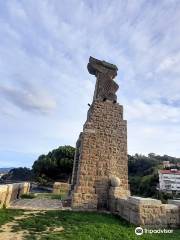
(159, 169, 180, 193)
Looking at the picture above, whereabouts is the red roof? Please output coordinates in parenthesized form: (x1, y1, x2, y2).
(159, 170, 180, 174)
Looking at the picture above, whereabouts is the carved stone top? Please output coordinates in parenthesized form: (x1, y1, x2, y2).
(87, 56, 118, 76)
(87, 56, 119, 103)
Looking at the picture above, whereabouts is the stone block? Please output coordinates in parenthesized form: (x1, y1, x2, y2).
(53, 182, 70, 194)
(128, 196, 162, 205)
(0, 182, 30, 208)
(0, 185, 8, 207)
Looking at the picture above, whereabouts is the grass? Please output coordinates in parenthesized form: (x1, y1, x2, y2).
(0, 209, 178, 240)
(35, 193, 65, 200)
(21, 192, 67, 200)
(0, 209, 23, 226)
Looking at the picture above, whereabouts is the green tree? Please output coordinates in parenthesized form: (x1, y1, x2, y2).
(32, 145, 75, 182)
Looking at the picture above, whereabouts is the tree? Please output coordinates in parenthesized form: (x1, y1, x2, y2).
(32, 145, 75, 182)
(128, 153, 180, 201)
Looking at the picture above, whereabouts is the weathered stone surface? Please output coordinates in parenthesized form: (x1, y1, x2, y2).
(0, 185, 8, 208)
(87, 56, 119, 102)
(0, 182, 30, 208)
(128, 196, 161, 205)
(70, 57, 129, 210)
(110, 176, 121, 187)
(110, 196, 180, 228)
(53, 182, 70, 194)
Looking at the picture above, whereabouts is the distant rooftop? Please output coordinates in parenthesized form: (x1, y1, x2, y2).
(159, 169, 180, 174)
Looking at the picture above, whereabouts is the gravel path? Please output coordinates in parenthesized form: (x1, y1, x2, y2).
(9, 199, 63, 210)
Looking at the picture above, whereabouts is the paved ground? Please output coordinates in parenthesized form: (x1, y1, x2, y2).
(9, 199, 64, 210)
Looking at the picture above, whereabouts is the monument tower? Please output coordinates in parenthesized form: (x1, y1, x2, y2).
(71, 57, 129, 209)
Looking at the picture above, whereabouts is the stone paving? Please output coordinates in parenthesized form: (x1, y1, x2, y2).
(9, 199, 64, 210)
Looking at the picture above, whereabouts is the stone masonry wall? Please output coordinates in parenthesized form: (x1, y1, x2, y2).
(71, 100, 129, 209)
(0, 182, 30, 208)
(109, 193, 180, 228)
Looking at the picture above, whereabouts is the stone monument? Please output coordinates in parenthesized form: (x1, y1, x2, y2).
(70, 56, 129, 210)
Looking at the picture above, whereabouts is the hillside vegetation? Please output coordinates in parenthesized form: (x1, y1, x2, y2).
(128, 153, 180, 200)
(2, 146, 180, 199)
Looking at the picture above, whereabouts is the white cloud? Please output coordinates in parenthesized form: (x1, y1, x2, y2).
(0, 0, 180, 167)
(125, 99, 180, 123)
(128, 122, 180, 157)
(0, 82, 56, 114)
(157, 54, 180, 73)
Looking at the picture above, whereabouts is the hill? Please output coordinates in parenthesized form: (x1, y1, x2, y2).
(0, 168, 13, 173)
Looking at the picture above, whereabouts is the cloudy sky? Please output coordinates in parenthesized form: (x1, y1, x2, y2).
(0, 0, 180, 168)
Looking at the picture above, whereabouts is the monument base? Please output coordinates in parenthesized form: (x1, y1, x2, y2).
(71, 100, 129, 210)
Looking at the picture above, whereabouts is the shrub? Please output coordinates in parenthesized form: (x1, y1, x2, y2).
(21, 193, 35, 199)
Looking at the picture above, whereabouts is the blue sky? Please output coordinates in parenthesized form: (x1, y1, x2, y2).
(0, 0, 180, 168)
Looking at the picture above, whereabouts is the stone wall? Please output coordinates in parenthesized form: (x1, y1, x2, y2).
(53, 182, 70, 194)
(71, 100, 129, 210)
(0, 182, 30, 208)
(109, 192, 180, 228)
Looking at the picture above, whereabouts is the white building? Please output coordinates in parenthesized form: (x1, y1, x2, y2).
(162, 161, 177, 168)
(159, 169, 180, 193)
